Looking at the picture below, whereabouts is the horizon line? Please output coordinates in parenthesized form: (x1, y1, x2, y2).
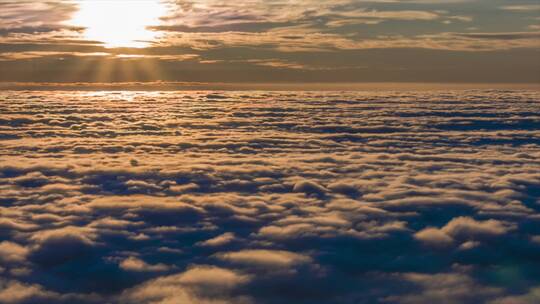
(1, 81, 539, 91)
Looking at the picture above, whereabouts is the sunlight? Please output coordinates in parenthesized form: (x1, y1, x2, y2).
(70, 0, 168, 48)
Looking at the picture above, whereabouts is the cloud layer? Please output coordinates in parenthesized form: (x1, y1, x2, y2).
(0, 90, 539, 303)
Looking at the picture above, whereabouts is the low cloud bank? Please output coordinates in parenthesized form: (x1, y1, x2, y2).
(0, 90, 539, 303)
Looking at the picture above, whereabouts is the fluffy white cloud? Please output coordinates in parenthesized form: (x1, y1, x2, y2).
(119, 257, 171, 272)
(122, 265, 251, 304)
(0, 280, 59, 304)
(215, 249, 312, 268)
(197, 232, 237, 247)
(0, 242, 29, 264)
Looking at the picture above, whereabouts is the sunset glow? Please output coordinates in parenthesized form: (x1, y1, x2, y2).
(70, 0, 167, 48)
(0, 1, 539, 303)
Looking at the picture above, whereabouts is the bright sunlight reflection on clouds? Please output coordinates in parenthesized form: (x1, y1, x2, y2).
(70, 0, 168, 48)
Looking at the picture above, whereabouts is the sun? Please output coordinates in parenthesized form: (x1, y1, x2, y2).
(70, 0, 168, 48)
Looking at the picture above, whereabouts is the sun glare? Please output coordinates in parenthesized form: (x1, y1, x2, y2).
(70, 0, 168, 48)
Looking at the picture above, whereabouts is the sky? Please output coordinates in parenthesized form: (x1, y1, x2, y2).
(0, 0, 539, 85)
